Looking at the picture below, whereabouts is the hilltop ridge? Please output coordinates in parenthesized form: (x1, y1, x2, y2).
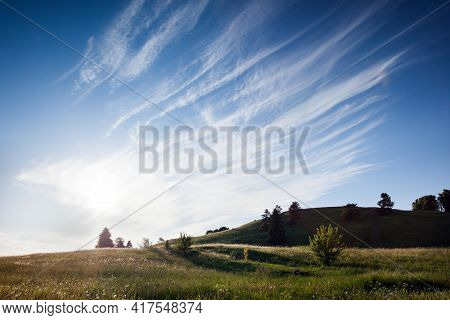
(192, 207, 450, 248)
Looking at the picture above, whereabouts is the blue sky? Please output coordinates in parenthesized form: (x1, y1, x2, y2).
(0, 0, 449, 255)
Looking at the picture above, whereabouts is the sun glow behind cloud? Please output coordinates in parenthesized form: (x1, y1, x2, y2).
(13, 0, 410, 252)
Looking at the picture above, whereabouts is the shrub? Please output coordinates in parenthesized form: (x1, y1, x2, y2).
(412, 195, 440, 211)
(342, 203, 359, 221)
(126, 240, 133, 248)
(175, 233, 192, 255)
(309, 225, 344, 266)
(243, 248, 249, 262)
(438, 189, 450, 212)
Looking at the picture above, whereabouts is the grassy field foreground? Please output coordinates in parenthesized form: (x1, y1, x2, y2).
(0, 245, 449, 299)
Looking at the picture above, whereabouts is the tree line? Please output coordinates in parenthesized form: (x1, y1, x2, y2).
(94, 189, 448, 250)
(260, 189, 449, 245)
(96, 227, 133, 248)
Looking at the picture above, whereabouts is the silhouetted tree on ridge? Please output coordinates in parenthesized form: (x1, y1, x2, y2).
(115, 237, 125, 248)
(205, 227, 229, 235)
(288, 201, 301, 225)
(438, 189, 450, 212)
(260, 209, 271, 231)
(377, 193, 394, 214)
(412, 195, 440, 211)
(96, 227, 114, 248)
(268, 205, 286, 245)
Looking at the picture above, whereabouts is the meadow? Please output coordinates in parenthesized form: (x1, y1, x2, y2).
(0, 244, 449, 299)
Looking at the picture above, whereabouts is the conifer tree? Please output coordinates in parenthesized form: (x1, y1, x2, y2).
(96, 227, 114, 248)
(288, 201, 301, 225)
(260, 209, 271, 231)
(268, 205, 286, 245)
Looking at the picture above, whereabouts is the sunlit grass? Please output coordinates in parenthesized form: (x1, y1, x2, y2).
(0, 246, 448, 299)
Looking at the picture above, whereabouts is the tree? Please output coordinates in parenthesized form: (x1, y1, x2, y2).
(158, 237, 165, 243)
(438, 189, 450, 213)
(377, 193, 394, 214)
(412, 195, 440, 211)
(140, 238, 151, 249)
(268, 205, 286, 245)
(309, 225, 344, 266)
(288, 201, 301, 225)
(96, 227, 114, 248)
(260, 209, 271, 231)
(342, 203, 359, 221)
(126, 240, 133, 248)
(175, 233, 192, 255)
(115, 237, 125, 248)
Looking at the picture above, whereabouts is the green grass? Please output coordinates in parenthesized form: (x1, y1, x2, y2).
(1, 207, 448, 299)
(0, 245, 449, 299)
(193, 207, 450, 247)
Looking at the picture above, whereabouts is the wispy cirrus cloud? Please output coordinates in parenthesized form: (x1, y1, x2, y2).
(68, 0, 209, 99)
(121, 0, 209, 80)
(72, 0, 149, 94)
(15, 0, 411, 252)
(106, 0, 391, 133)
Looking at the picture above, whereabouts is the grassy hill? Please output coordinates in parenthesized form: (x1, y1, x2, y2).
(193, 207, 450, 247)
(1, 207, 448, 299)
(1, 246, 449, 299)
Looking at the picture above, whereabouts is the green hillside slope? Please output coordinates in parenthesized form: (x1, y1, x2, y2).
(193, 207, 450, 247)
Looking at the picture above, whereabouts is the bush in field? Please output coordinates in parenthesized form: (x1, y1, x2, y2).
(377, 193, 394, 214)
(288, 201, 301, 225)
(126, 240, 132, 248)
(175, 233, 192, 255)
(96, 227, 114, 248)
(309, 225, 344, 266)
(342, 203, 359, 221)
(140, 238, 151, 249)
(115, 237, 125, 248)
(438, 189, 450, 212)
(243, 248, 249, 262)
(412, 195, 440, 211)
